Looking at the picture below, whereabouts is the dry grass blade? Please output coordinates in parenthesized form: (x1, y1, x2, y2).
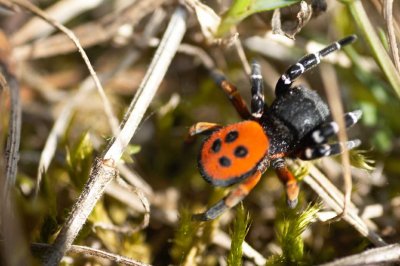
(104, 6, 187, 160)
(32, 243, 152, 266)
(10, 0, 120, 138)
(0, 70, 30, 265)
(12, 0, 168, 60)
(320, 63, 352, 219)
(302, 163, 386, 247)
(233, 29, 251, 75)
(213, 230, 266, 265)
(11, 0, 103, 45)
(35, 49, 141, 196)
(42, 7, 188, 265)
(0, 70, 20, 205)
(35, 6, 165, 195)
(383, 0, 400, 72)
(319, 243, 400, 266)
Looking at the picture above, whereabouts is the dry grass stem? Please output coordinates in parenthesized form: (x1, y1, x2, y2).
(0, 71, 20, 205)
(383, 0, 400, 72)
(11, 0, 168, 60)
(177, 44, 215, 70)
(104, 6, 187, 160)
(42, 7, 188, 265)
(34, 5, 166, 195)
(10, 0, 103, 45)
(320, 63, 352, 219)
(320, 243, 400, 266)
(233, 29, 251, 75)
(213, 230, 267, 265)
(302, 163, 386, 247)
(9, 0, 120, 138)
(35, 49, 141, 196)
(0, 69, 29, 265)
(118, 164, 154, 197)
(32, 243, 152, 266)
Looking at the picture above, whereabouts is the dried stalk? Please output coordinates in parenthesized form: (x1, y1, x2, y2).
(35, 49, 140, 196)
(12, 0, 168, 60)
(0, 69, 30, 266)
(232, 29, 251, 75)
(95, 177, 150, 235)
(302, 163, 386, 247)
(11, 0, 103, 45)
(9, 0, 120, 139)
(35, 7, 165, 195)
(43, 7, 188, 265)
(319, 243, 400, 266)
(32, 243, 151, 266)
(0, 69, 20, 207)
(320, 63, 352, 218)
(383, 0, 400, 72)
(103, 6, 186, 160)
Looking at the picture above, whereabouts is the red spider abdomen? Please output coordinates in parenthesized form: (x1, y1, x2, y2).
(198, 120, 269, 186)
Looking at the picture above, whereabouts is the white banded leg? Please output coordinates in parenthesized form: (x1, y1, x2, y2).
(250, 61, 265, 118)
(275, 35, 357, 96)
(299, 139, 361, 160)
(306, 110, 362, 145)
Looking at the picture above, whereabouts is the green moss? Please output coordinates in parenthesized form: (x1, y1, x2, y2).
(227, 204, 251, 266)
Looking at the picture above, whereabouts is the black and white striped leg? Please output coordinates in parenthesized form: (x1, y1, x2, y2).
(250, 61, 265, 118)
(305, 110, 362, 145)
(298, 139, 361, 160)
(275, 35, 357, 96)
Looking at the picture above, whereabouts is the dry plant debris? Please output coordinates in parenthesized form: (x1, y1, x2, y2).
(1, 0, 400, 265)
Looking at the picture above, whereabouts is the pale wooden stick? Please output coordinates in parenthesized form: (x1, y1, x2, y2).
(32, 243, 151, 266)
(384, 0, 400, 71)
(320, 63, 352, 219)
(0, 70, 20, 206)
(43, 7, 188, 265)
(320, 243, 400, 266)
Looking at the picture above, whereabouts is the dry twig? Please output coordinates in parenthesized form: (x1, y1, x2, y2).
(0, 69, 20, 206)
(11, 0, 103, 45)
(302, 162, 386, 247)
(383, 0, 400, 72)
(12, 0, 169, 60)
(320, 243, 400, 266)
(42, 6, 188, 265)
(320, 63, 352, 219)
(32, 243, 151, 266)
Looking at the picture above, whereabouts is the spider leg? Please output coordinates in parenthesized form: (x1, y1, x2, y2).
(192, 170, 262, 221)
(272, 159, 299, 208)
(250, 61, 265, 118)
(303, 110, 362, 146)
(275, 35, 357, 96)
(298, 139, 361, 160)
(211, 70, 251, 119)
(185, 122, 222, 144)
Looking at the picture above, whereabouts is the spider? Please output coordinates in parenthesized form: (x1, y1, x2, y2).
(189, 35, 362, 221)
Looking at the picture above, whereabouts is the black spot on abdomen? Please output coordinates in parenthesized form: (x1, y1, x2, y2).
(211, 139, 222, 153)
(234, 145, 248, 158)
(225, 131, 239, 143)
(219, 156, 231, 167)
